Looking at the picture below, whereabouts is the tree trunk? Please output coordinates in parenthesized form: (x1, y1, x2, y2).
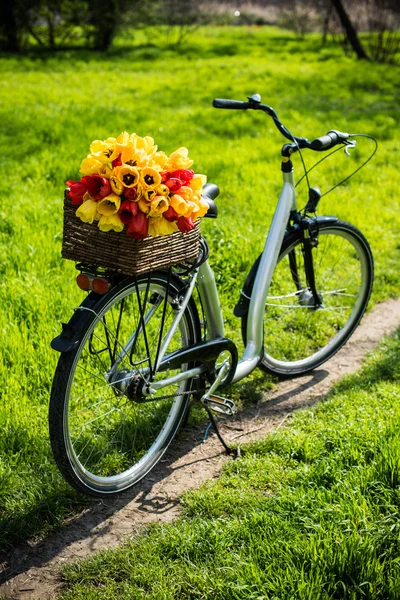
(0, 5, 21, 51)
(322, 3, 333, 45)
(331, 0, 370, 59)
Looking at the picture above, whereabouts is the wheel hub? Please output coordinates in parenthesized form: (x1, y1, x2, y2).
(108, 369, 145, 401)
(298, 289, 323, 310)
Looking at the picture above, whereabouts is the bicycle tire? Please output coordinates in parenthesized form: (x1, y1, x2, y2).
(49, 271, 201, 497)
(241, 220, 374, 377)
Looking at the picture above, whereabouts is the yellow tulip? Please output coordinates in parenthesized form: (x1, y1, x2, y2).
(177, 186, 193, 201)
(192, 195, 209, 219)
(165, 147, 193, 171)
(90, 139, 118, 163)
(113, 165, 140, 188)
(149, 195, 169, 217)
(115, 131, 131, 154)
(134, 135, 157, 155)
(110, 175, 124, 196)
(138, 199, 151, 215)
(121, 145, 147, 168)
(150, 151, 168, 170)
(189, 174, 207, 192)
(135, 183, 144, 200)
(96, 193, 121, 216)
(170, 194, 191, 216)
(98, 214, 124, 233)
(140, 167, 161, 190)
(80, 155, 103, 176)
(148, 216, 178, 237)
(116, 132, 130, 145)
(143, 136, 157, 154)
(180, 201, 199, 220)
(143, 188, 157, 203)
(132, 134, 144, 150)
(76, 199, 98, 224)
(156, 184, 170, 196)
(98, 163, 112, 179)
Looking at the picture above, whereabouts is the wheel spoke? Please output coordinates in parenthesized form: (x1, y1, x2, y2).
(259, 224, 372, 372)
(50, 273, 199, 495)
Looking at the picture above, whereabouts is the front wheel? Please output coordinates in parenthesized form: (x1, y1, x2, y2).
(49, 271, 201, 497)
(242, 220, 374, 377)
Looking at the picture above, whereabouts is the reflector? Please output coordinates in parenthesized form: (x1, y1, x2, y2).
(92, 278, 111, 295)
(76, 273, 91, 291)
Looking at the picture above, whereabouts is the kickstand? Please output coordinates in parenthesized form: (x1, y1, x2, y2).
(202, 402, 240, 457)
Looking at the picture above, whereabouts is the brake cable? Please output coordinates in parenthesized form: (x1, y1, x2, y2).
(295, 134, 378, 197)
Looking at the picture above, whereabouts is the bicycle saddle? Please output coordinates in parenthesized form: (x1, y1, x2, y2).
(202, 183, 219, 219)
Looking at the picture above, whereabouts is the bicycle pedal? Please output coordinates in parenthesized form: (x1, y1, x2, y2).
(204, 395, 236, 416)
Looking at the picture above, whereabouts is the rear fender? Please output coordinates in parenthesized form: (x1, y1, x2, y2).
(51, 292, 104, 352)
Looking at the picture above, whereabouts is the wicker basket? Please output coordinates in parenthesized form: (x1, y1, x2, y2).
(62, 190, 200, 275)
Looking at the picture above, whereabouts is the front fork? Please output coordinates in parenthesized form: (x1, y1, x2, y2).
(291, 214, 322, 308)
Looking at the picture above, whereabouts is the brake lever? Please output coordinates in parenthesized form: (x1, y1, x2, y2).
(344, 139, 356, 157)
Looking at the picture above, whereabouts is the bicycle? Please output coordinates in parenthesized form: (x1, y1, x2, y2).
(49, 94, 374, 496)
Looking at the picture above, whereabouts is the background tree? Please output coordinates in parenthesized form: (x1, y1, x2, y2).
(330, 0, 370, 59)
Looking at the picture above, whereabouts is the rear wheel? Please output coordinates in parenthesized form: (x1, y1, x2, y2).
(49, 271, 200, 496)
(242, 220, 373, 377)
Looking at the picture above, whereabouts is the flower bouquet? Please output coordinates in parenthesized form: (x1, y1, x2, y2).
(62, 132, 209, 275)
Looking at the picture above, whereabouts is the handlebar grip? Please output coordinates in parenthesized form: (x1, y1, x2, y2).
(213, 98, 250, 110)
(310, 132, 339, 150)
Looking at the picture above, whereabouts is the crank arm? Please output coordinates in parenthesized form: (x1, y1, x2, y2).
(201, 359, 230, 402)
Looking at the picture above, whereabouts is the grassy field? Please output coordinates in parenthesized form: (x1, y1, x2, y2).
(58, 330, 400, 599)
(0, 26, 399, 552)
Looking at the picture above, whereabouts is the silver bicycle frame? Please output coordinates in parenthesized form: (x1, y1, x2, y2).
(143, 169, 297, 394)
(198, 169, 297, 384)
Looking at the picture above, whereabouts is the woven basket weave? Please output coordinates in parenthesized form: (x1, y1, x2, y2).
(62, 190, 200, 275)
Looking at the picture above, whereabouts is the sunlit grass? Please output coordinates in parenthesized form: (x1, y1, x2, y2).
(0, 26, 399, 550)
(60, 331, 400, 599)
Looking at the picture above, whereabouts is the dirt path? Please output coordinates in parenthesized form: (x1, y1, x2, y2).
(1, 298, 400, 600)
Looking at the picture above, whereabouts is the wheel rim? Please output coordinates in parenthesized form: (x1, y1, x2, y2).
(263, 226, 371, 371)
(63, 278, 192, 493)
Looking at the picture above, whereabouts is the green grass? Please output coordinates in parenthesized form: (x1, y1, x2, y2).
(0, 26, 399, 552)
(59, 330, 400, 599)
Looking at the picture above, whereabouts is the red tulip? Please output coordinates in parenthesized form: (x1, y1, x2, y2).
(177, 216, 194, 233)
(171, 169, 194, 185)
(160, 171, 170, 183)
(119, 200, 138, 224)
(127, 211, 149, 239)
(165, 178, 182, 193)
(66, 177, 90, 205)
(124, 187, 138, 200)
(86, 174, 111, 200)
(163, 206, 179, 222)
(112, 153, 122, 168)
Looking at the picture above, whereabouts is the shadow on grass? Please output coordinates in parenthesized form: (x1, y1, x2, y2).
(0, 362, 330, 587)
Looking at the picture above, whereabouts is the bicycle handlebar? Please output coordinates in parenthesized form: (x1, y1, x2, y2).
(212, 98, 251, 110)
(212, 96, 350, 152)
